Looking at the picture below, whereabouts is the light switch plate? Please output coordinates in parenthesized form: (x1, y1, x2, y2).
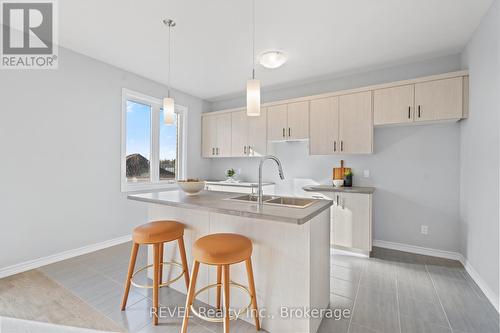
(363, 169, 370, 178)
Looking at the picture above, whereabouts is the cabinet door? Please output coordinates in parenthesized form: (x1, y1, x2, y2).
(248, 108, 267, 156)
(231, 111, 248, 157)
(374, 85, 414, 125)
(267, 104, 288, 141)
(415, 77, 463, 122)
(202, 115, 217, 157)
(287, 101, 309, 140)
(309, 97, 339, 155)
(216, 114, 232, 157)
(339, 91, 373, 153)
(333, 193, 372, 251)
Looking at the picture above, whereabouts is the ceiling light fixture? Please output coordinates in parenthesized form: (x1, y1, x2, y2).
(246, 0, 260, 117)
(163, 19, 176, 125)
(259, 51, 288, 69)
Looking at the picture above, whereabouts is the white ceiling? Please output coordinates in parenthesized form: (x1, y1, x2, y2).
(59, 0, 492, 100)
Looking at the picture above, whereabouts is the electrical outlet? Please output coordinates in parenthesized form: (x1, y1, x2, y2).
(363, 169, 370, 178)
(421, 225, 429, 235)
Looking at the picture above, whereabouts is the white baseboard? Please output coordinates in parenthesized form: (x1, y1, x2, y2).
(373, 239, 499, 313)
(458, 255, 499, 313)
(0, 235, 132, 279)
(373, 239, 462, 261)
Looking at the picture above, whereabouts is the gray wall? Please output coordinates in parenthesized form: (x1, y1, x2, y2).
(208, 55, 463, 252)
(0, 47, 210, 268)
(460, 0, 499, 302)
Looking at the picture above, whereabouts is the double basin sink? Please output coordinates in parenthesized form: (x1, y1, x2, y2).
(226, 194, 317, 208)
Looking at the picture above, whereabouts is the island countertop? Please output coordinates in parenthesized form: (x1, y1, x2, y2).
(128, 190, 332, 225)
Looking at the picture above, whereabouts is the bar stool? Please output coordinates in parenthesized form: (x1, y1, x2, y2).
(181, 233, 260, 333)
(120, 220, 190, 325)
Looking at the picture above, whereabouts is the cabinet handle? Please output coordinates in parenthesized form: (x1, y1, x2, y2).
(288, 127, 291, 137)
(336, 195, 339, 206)
(418, 105, 421, 118)
(244, 146, 247, 155)
(282, 128, 285, 138)
(248, 146, 252, 155)
(408, 106, 411, 119)
(212, 147, 215, 155)
(341, 141, 344, 152)
(216, 147, 219, 155)
(334, 141, 337, 152)
(342, 198, 345, 209)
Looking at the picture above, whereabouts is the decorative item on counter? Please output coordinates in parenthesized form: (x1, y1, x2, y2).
(177, 179, 205, 196)
(333, 160, 351, 182)
(225, 168, 237, 182)
(333, 179, 344, 188)
(343, 170, 353, 187)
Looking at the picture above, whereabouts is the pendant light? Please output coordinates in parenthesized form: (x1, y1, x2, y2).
(163, 19, 176, 125)
(246, 0, 260, 117)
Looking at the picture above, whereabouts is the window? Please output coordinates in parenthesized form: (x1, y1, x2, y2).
(121, 89, 187, 192)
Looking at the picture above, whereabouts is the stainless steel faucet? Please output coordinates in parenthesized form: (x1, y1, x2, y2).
(258, 155, 285, 205)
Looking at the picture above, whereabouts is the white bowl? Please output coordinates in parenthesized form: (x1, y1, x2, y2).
(333, 179, 344, 188)
(177, 180, 206, 196)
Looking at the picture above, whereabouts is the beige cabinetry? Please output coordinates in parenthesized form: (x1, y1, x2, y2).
(339, 91, 373, 154)
(201, 113, 231, 158)
(326, 192, 372, 253)
(414, 77, 463, 122)
(374, 85, 414, 125)
(309, 97, 339, 155)
(374, 77, 464, 125)
(310, 91, 373, 155)
(267, 101, 309, 141)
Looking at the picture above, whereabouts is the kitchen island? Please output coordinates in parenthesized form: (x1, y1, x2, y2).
(128, 190, 332, 333)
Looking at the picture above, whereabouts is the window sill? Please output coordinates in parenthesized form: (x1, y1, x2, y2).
(122, 181, 178, 193)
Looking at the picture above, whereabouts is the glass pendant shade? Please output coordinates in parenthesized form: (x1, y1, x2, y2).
(246, 79, 261, 116)
(163, 97, 175, 125)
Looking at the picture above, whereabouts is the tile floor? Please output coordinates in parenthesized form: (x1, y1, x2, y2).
(34, 243, 499, 333)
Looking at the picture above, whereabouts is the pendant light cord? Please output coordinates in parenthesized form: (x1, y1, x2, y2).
(252, 0, 255, 80)
(168, 24, 172, 98)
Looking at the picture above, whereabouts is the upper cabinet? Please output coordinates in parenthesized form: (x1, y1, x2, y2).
(202, 113, 231, 158)
(310, 92, 372, 155)
(231, 108, 267, 157)
(339, 91, 373, 154)
(205, 71, 468, 158)
(374, 85, 414, 125)
(310, 97, 339, 155)
(374, 77, 465, 126)
(414, 77, 463, 122)
(268, 101, 309, 141)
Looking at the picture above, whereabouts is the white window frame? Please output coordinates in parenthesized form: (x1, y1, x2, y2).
(121, 88, 187, 192)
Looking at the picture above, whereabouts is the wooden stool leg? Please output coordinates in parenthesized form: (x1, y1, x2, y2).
(216, 265, 222, 310)
(120, 243, 139, 311)
(181, 261, 200, 333)
(222, 264, 231, 333)
(158, 242, 164, 284)
(246, 258, 261, 330)
(177, 237, 190, 290)
(153, 243, 160, 325)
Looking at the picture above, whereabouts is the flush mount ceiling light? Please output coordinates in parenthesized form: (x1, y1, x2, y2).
(259, 51, 288, 69)
(246, 0, 260, 117)
(163, 19, 176, 125)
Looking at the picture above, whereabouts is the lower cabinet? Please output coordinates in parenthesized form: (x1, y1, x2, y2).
(326, 192, 372, 253)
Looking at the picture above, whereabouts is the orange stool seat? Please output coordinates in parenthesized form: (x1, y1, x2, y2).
(193, 233, 252, 265)
(132, 220, 184, 244)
